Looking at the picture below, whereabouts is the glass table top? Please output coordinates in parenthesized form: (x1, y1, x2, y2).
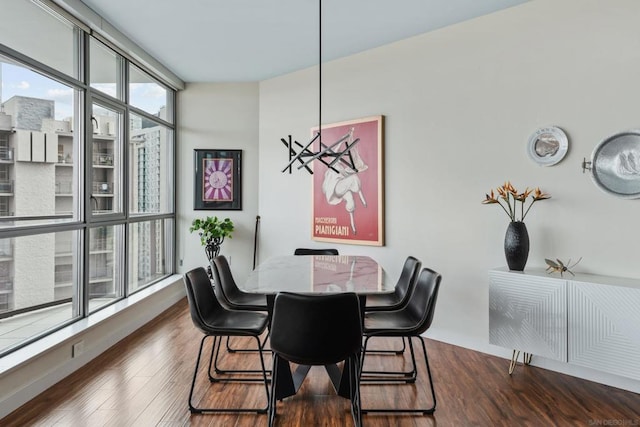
(242, 255, 391, 294)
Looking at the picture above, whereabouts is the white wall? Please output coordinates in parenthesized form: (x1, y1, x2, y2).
(176, 82, 260, 284)
(258, 0, 640, 390)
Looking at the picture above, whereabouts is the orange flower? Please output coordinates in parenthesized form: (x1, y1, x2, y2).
(505, 181, 517, 195)
(533, 187, 551, 201)
(482, 182, 550, 222)
(515, 188, 532, 202)
(482, 190, 499, 204)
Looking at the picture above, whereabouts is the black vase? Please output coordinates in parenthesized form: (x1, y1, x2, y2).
(504, 221, 529, 271)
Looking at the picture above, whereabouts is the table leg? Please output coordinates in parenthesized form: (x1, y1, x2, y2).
(274, 357, 312, 400)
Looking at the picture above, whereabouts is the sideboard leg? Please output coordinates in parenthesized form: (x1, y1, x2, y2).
(508, 349, 521, 375)
(524, 352, 533, 365)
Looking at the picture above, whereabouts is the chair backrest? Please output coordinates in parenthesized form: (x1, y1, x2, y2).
(294, 248, 339, 256)
(183, 267, 224, 333)
(392, 256, 422, 304)
(406, 268, 442, 334)
(210, 255, 241, 303)
(270, 292, 362, 365)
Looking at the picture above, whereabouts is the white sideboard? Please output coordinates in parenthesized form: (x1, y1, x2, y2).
(489, 267, 640, 380)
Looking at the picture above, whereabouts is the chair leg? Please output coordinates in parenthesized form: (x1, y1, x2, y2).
(268, 354, 280, 427)
(361, 336, 437, 415)
(208, 335, 272, 381)
(360, 336, 417, 383)
(348, 353, 363, 427)
(225, 331, 271, 353)
(188, 334, 270, 414)
(420, 336, 437, 414)
(364, 337, 406, 355)
(188, 335, 209, 414)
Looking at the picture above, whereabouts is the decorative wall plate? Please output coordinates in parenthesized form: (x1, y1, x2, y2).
(590, 130, 640, 199)
(527, 126, 568, 166)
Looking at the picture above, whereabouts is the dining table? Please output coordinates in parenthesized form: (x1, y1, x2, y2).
(242, 254, 391, 294)
(241, 254, 393, 400)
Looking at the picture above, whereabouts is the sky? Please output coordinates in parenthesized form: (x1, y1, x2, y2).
(1, 62, 166, 121)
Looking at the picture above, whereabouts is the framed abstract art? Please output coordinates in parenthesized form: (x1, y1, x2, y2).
(193, 149, 242, 210)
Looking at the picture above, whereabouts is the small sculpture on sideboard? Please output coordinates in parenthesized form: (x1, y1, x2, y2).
(545, 257, 582, 277)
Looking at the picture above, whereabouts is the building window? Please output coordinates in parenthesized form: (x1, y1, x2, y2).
(0, 2, 176, 356)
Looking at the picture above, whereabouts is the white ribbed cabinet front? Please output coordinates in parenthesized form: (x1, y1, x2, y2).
(489, 268, 640, 381)
(568, 278, 640, 380)
(489, 269, 567, 362)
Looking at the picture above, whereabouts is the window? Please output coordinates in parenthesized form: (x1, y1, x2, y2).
(0, 5, 176, 356)
(0, 0, 78, 78)
(91, 102, 122, 215)
(88, 225, 122, 313)
(129, 64, 171, 121)
(90, 38, 121, 100)
(0, 57, 79, 227)
(0, 231, 80, 347)
(129, 113, 172, 214)
(128, 219, 167, 292)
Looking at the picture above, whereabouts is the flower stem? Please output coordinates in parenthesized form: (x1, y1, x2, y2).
(522, 200, 535, 221)
(505, 196, 514, 221)
(497, 201, 512, 219)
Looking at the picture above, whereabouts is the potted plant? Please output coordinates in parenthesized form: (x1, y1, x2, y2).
(190, 216, 234, 264)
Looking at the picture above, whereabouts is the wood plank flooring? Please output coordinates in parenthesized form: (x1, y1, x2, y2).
(2, 298, 639, 426)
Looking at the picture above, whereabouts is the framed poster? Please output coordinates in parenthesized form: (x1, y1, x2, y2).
(194, 149, 242, 210)
(311, 115, 384, 246)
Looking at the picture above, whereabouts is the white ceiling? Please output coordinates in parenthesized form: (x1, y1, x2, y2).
(80, 0, 528, 83)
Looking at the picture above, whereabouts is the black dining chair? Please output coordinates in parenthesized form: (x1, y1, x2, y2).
(211, 255, 269, 311)
(210, 255, 270, 354)
(365, 256, 421, 312)
(360, 267, 442, 415)
(183, 267, 270, 414)
(360, 255, 421, 372)
(268, 292, 363, 427)
(293, 248, 339, 255)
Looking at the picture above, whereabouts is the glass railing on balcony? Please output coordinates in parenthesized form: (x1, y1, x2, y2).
(93, 152, 113, 166)
(0, 148, 13, 162)
(57, 153, 72, 164)
(54, 270, 72, 283)
(55, 181, 73, 194)
(0, 243, 12, 258)
(89, 266, 113, 280)
(92, 182, 113, 194)
(0, 180, 13, 193)
(0, 280, 12, 292)
(89, 237, 112, 251)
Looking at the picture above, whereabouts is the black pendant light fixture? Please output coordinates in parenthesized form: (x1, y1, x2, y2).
(281, 0, 361, 175)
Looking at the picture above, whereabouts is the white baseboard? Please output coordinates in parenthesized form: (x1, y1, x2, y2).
(426, 328, 640, 394)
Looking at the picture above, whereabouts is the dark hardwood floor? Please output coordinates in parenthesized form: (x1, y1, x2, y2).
(3, 298, 639, 426)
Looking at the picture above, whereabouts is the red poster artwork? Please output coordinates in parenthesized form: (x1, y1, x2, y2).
(312, 116, 384, 246)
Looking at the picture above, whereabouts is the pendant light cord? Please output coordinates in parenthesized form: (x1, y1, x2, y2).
(318, 0, 322, 144)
